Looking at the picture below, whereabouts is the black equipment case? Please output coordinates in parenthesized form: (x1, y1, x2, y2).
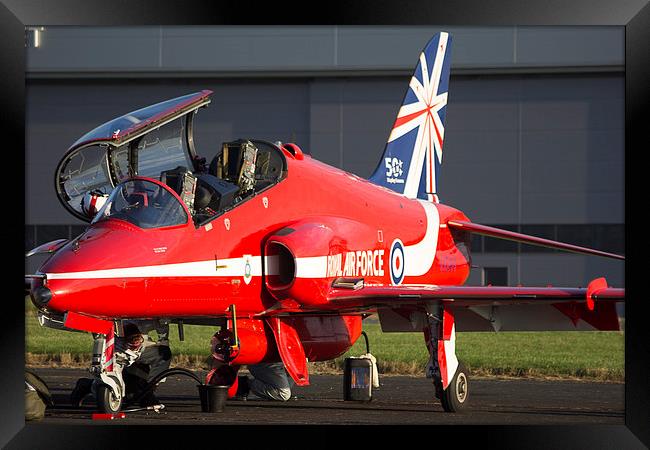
(343, 331, 373, 402)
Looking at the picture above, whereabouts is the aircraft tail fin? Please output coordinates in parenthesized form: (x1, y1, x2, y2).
(368, 32, 453, 203)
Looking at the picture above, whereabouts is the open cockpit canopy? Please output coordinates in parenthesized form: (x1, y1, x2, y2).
(55, 91, 211, 221)
(56, 90, 288, 224)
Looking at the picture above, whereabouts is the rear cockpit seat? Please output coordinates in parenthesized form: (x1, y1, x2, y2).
(190, 139, 287, 226)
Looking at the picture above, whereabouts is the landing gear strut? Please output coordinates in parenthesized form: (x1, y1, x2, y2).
(90, 328, 126, 414)
(424, 305, 469, 412)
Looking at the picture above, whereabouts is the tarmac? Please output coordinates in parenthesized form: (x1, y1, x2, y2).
(25, 367, 624, 425)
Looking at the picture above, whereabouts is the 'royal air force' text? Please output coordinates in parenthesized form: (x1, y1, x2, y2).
(327, 250, 385, 277)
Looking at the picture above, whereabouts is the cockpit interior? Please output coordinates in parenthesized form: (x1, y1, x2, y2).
(160, 139, 286, 226)
(55, 92, 289, 227)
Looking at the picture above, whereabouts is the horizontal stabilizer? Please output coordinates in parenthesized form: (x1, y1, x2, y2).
(447, 220, 624, 260)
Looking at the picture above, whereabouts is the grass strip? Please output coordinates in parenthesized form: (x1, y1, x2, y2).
(25, 301, 624, 381)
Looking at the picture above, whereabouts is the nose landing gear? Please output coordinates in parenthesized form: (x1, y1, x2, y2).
(90, 329, 127, 414)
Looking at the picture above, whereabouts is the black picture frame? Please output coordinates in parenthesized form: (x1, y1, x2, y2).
(7, 1, 647, 448)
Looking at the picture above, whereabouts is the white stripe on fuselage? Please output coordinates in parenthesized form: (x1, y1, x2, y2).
(46, 202, 438, 281)
(403, 200, 439, 277)
(45, 255, 329, 281)
(46, 257, 267, 280)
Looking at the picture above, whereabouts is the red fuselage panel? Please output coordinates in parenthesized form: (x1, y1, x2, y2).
(41, 154, 471, 319)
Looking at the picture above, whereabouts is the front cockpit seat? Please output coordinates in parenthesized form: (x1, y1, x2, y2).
(160, 166, 191, 196)
(160, 166, 198, 212)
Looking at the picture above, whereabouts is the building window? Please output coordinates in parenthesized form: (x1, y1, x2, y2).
(482, 224, 519, 253)
(482, 267, 508, 286)
(469, 224, 624, 255)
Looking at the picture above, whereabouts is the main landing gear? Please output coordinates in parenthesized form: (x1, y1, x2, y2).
(424, 305, 469, 412)
(439, 361, 469, 412)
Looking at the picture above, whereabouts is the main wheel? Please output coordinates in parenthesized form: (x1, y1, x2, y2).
(440, 362, 469, 412)
(96, 384, 122, 413)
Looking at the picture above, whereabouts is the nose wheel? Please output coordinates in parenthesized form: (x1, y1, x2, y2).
(97, 384, 123, 413)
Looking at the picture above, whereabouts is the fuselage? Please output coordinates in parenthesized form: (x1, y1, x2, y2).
(37, 149, 472, 319)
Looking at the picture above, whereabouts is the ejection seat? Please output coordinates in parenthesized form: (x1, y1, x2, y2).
(209, 139, 257, 194)
(208, 139, 282, 194)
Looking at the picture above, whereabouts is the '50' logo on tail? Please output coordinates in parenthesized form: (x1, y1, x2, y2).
(385, 157, 405, 184)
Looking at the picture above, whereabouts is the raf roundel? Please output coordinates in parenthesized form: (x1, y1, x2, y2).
(390, 239, 405, 285)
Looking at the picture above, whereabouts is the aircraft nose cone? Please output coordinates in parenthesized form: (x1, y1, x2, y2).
(30, 285, 53, 308)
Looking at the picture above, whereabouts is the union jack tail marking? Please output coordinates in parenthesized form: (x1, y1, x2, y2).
(369, 32, 453, 203)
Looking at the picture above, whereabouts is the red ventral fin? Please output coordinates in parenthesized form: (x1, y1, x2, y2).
(586, 277, 608, 311)
(265, 317, 310, 386)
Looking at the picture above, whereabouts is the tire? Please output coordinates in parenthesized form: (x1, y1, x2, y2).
(440, 362, 469, 413)
(96, 384, 122, 413)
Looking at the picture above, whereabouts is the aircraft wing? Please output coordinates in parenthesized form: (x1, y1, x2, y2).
(320, 277, 624, 332)
(330, 278, 625, 310)
(328, 279, 623, 308)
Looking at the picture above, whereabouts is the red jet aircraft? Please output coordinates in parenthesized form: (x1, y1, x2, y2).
(27, 32, 624, 413)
